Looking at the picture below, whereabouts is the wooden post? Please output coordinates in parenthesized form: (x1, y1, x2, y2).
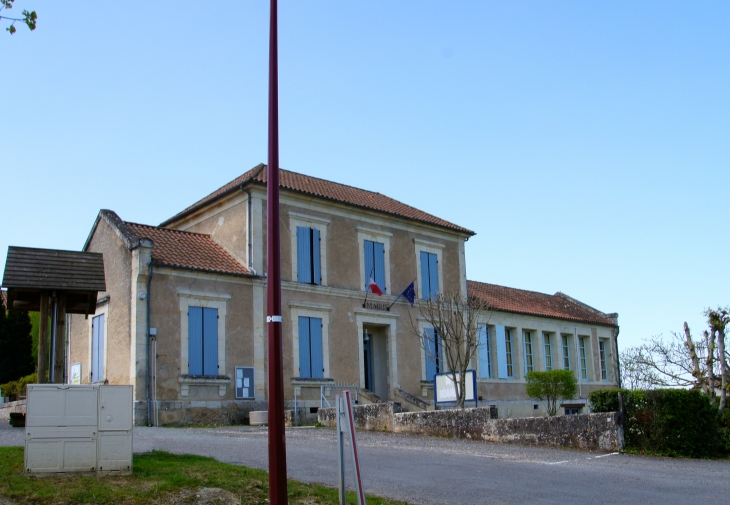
(53, 294, 67, 384)
(37, 292, 49, 384)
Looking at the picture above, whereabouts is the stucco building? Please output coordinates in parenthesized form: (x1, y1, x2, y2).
(67, 164, 619, 425)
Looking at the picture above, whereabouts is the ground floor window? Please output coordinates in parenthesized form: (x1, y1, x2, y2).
(565, 407, 583, 415)
(298, 316, 324, 378)
(424, 327, 442, 380)
(188, 307, 219, 376)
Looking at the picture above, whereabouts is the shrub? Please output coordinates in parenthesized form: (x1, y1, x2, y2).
(0, 373, 37, 400)
(525, 370, 578, 416)
(589, 388, 720, 458)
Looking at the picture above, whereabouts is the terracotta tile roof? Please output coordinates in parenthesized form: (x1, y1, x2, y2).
(468, 280, 617, 327)
(125, 223, 251, 277)
(161, 164, 474, 235)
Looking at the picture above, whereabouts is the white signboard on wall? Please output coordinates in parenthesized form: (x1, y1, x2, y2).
(70, 363, 81, 385)
(434, 370, 476, 405)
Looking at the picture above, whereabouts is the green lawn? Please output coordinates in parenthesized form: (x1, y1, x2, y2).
(0, 447, 409, 505)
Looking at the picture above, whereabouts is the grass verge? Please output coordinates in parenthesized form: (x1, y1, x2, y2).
(0, 447, 409, 505)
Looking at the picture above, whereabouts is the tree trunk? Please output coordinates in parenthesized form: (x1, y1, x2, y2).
(37, 293, 49, 384)
(684, 323, 704, 392)
(707, 330, 716, 399)
(718, 326, 727, 412)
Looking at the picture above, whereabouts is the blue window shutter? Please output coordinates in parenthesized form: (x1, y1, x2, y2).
(298, 316, 311, 378)
(188, 307, 203, 375)
(364, 240, 374, 290)
(496, 325, 508, 379)
(428, 253, 439, 298)
(424, 328, 437, 380)
(478, 325, 490, 379)
(420, 251, 430, 300)
(296, 227, 311, 283)
(98, 314, 105, 379)
(310, 318, 324, 379)
(91, 316, 98, 381)
(374, 241, 385, 293)
(203, 308, 218, 375)
(91, 314, 105, 382)
(312, 228, 321, 285)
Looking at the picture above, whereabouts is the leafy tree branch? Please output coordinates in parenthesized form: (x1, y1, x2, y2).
(1, 0, 37, 35)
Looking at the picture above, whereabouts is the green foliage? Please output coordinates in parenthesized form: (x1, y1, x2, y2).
(587, 388, 630, 413)
(0, 372, 36, 399)
(1, 0, 36, 35)
(590, 388, 722, 458)
(525, 369, 578, 416)
(0, 301, 35, 384)
(0, 447, 409, 505)
(29, 311, 39, 364)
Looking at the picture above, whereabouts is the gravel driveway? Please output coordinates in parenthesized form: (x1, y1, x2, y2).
(3, 422, 729, 504)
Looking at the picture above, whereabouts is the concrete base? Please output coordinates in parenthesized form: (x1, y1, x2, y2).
(249, 411, 268, 426)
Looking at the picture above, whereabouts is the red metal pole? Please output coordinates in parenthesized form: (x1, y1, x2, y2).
(267, 0, 288, 503)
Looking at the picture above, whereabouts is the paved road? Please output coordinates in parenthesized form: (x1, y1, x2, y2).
(3, 423, 729, 504)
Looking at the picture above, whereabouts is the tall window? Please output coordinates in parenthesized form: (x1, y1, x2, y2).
(505, 329, 514, 378)
(296, 226, 321, 285)
(599, 339, 608, 380)
(424, 327, 442, 380)
(419, 251, 439, 299)
(363, 240, 386, 293)
(543, 333, 553, 371)
(523, 331, 534, 374)
(188, 307, 218, 376)
(298, 316, 324, 378)
(562, 335, 571, 370)
(579, 337, 588, 380)
(478, 325, 491, 379)
(91, 314, 105, 382)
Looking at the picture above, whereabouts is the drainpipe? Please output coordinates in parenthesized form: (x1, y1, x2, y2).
(614, 325, 621, 389)
(244, 187, 256, 274)
(146, 263, 154, 427)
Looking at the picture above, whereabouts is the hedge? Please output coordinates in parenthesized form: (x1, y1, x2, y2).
(589, 388, 723, 458)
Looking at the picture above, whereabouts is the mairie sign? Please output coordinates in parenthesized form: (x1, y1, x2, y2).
(434, 370, 477, 406)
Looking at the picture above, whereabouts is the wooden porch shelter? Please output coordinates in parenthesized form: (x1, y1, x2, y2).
(1, 246, 106, 384)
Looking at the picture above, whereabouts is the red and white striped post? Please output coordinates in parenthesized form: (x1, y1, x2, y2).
(266, 0, 288, 503)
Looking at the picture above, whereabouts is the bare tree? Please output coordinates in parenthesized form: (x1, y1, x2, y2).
(620, 308, 730, 416)
(706, 307, 729, 413)
(408, 290, 490, 409)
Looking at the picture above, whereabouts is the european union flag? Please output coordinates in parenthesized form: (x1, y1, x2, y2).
(401, 281, 416, 307)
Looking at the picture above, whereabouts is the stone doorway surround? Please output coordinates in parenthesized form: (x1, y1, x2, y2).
(354, 308, 399, 400)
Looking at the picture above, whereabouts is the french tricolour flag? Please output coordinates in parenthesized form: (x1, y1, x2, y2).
(368, 277, 383, 296)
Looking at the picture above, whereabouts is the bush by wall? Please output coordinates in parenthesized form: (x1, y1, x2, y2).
(0, 373, 37, 400)
(589, 388, 721, 458)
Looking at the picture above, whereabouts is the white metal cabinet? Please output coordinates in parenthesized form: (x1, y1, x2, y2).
(98, 431, 132, 472)
(99, 385, 133, 431)
(26, 385, 98, 427)
(24, 384, 132, 476)
(25, 438, 97, 474)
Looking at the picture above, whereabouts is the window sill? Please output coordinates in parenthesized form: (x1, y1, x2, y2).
(291, 377, 334, 386)
(178, 375, 231, 398)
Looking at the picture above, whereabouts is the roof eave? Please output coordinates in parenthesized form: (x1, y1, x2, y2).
(150, 261, 257, 279)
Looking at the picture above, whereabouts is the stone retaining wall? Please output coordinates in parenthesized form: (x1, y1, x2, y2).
(147, 400, 268, 426)
(318, 402, 623, 452)
(0, 399, 26, 421)
(318, 402, 403, 431)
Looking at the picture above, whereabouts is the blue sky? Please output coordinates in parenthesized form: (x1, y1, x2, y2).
(2, 1, 728, 349)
